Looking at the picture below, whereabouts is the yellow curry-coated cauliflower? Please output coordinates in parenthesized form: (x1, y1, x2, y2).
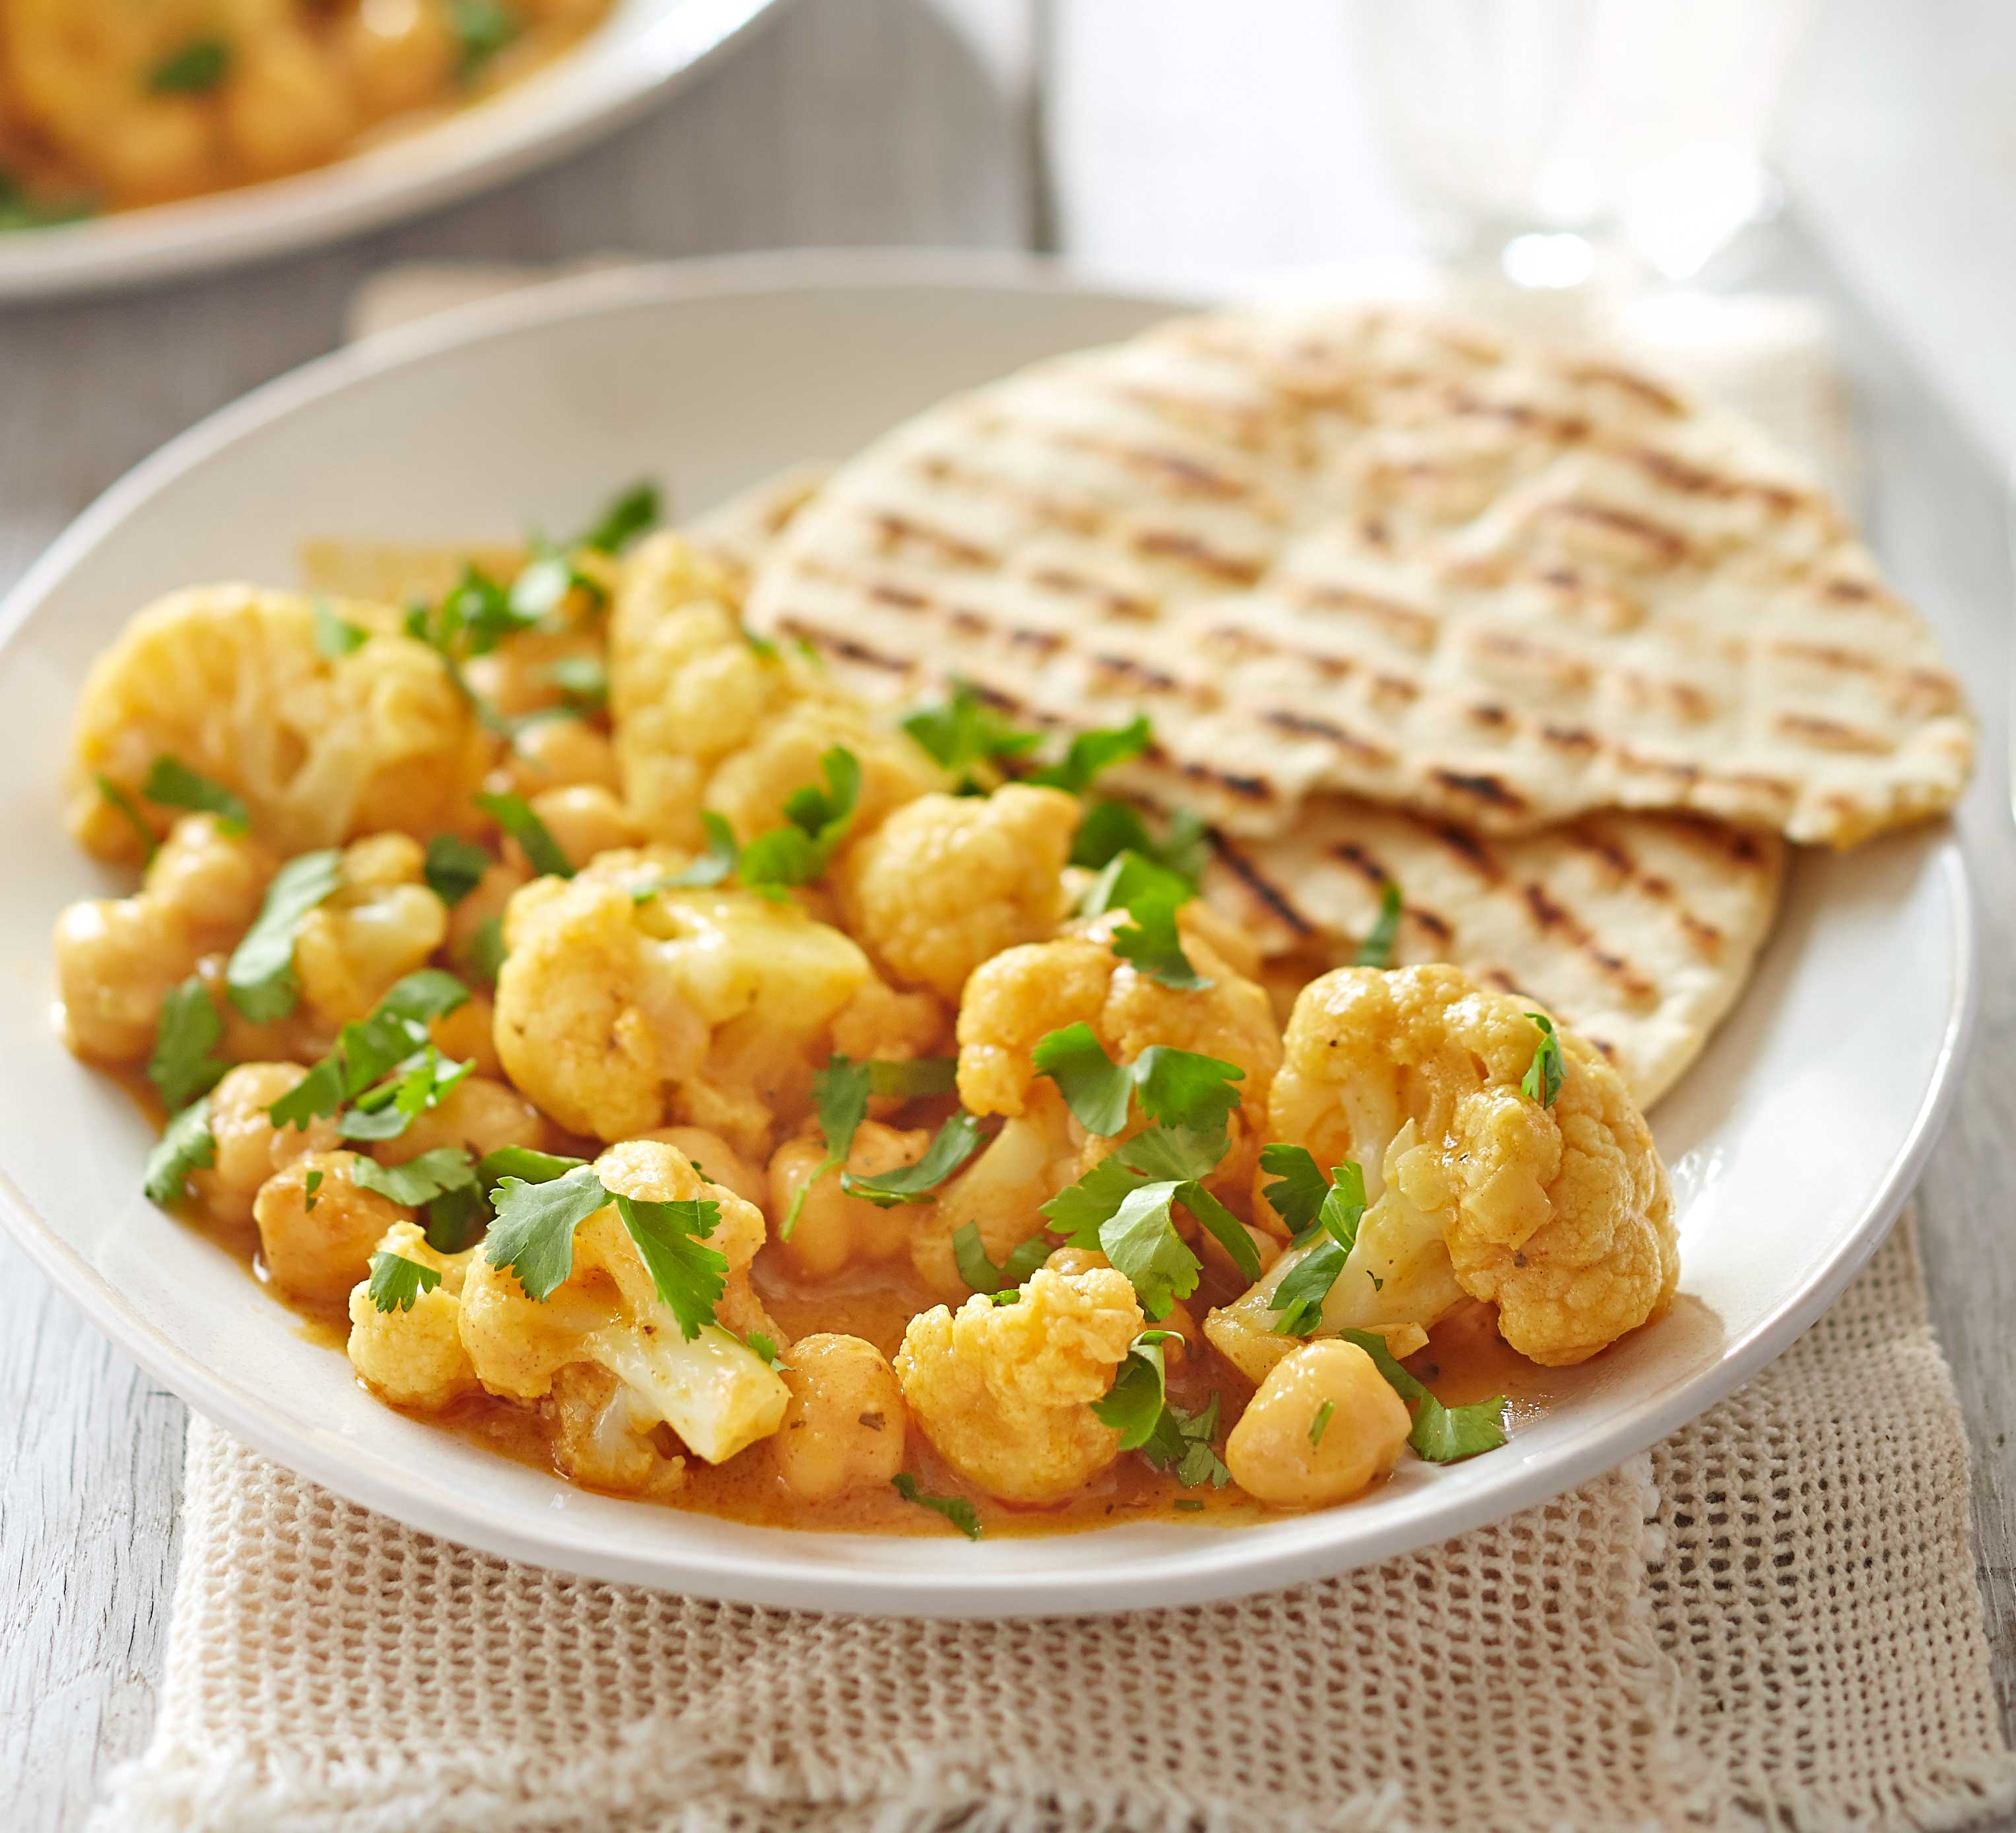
(492, 851, 877, 1153)
(53, 813, 275, 1061)
(345, 1221, 481, 1411)
(457, 1139, 789, 1481)
(607, 535, 945, 848)
(68, 586, 490, 861)
(894, 1265, 1143, 1505)
(293, 833, 450, 1025)
(1207, 964, 1677, 1380)
(836, 785, 1080, 1000)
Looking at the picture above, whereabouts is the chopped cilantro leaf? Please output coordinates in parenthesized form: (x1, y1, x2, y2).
(1030, 1022, 1133, 1135)
(0, 174, 94, 230)
(475, 789, 572, 878)
(224, 848, 342, 1022)
(465, 914, 507, 983)
(424, 833, 492, 906)
(142, 756, 249, 832)
(450, 0, 519, 80)
(613, 1193, 725, 1339)
(1025, 715, 1153, 793)
(149, 36, 230, 93)
(1090, 1331, 1176, 1449)
(312, 600, 369, 659)
(1269, 1240, 1347, 1337)
(424, 1183, 485, 1252)
(744, 1331, 788, 1371)
(1259, 1143, 1330, 1236)
(303, 1168, 323, 1212)
(1265, 1159, 1368, 1335)
(1069, 798, 1210, 888)
(1309, 1399, 1335, 1447)
(570, 481, 661, 554)
(1096, 1182, 1199, 1321)
(842, 1111, 985, 1207)
(349, 1147, 478, 1209)
(265, 970, 469, 1131)
(267, 1057, 345, 1134)
(1030, 1026, 1257, 1145)
(890, 1473, 982, 1540)
(1354, 880, 1403, 968)
(900, 683, 1043, 779)
(1173, 1498, 1206, 1512)
(477, 1145, 586, 1188)
(1522, 1013, 1565, 1108)
(780, 1054, 873, 1238)
(338, 1046, 472, 1141)
(1337, 1328, 1510, 1463)
(1140, 1391, 1230, 1488)
(1081, 851, 1208, 990)
(143, 1098, 215, 1205)
(743, 628, 779, 662)
(631, 811, 738, 899)
(147, 977, 227, 1112)
(951, 1222, 1052, 1296)
(867, 1056, 959, 1098)
(737, 747, 860, 896)
(546, 655, 609, 709)
(485, 1164, 610, 1300)
(366, 1251, 442, 1314)
(94, 774, 158, 862)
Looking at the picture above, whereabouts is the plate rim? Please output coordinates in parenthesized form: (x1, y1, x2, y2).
(0, 0, 786, 300)
(0, 254, 1980, 1615)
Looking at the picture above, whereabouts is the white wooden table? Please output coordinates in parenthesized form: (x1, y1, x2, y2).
(4, 1, 2013, 1824)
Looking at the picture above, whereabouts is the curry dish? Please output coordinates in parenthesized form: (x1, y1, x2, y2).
(0, 0, 611, 224)
(51, 486, 1678, 1538)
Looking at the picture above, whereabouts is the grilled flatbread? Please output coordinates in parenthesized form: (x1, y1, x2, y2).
(1204, 797, 1782, 1108)
(745, 304, 1972, 846)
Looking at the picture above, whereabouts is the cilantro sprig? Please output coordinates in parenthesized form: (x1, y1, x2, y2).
(149, 36, 230, 92)
(1025, 715, 1153, 793)
(266, 969, 471, 1135)
(1338, 1328, 1510, 1463)
(737, 747, 860, 898)
(424, 833, 492, 906)
(94, 774, 158, 861)
(1069, 799, 1210, 888)
(1260, 1146, 1369, 1337)
(1081, 850, 1208, 991)
(1090, 1330, 1177, 1448)
(951, 1223, 1051, 1297)
(631, 812, 739, 900)
(366, 1251, 442, 1314)
(475, 790, 572, 879)
(143, 1098, 216, 1205)
(1031, 1023, 1243, 1139)
(225, 849, 343, 1022)
(570, 481, 661, 555)
(1522, 1013, 1565, 1108)
(900, 683, 1042, 783)
(1140, 1391, 1231, 1488)
(890, 1473, 983, 1540)
(313, 600, 370, 659)
(141, 756, 250, 833)
(147, 978, 228, 1112)
(841, 1113, 984, 1207)
(783, 1053, 976, 1236)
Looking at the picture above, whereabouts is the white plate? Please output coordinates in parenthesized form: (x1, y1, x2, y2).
(0, 0, 782, 300)
(0, 254, 1974, 1616)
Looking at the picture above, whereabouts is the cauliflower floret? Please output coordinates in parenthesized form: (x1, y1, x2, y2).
(767, 1120, 932, 1279)
(68, 586, 488, 861)
(293, 834, 449, 1025)
(53, 813, 276, 1061)
(254, 1149, 411, 1305)
(492, 858, 875, 1154)
(1206, 965, 1677, 1380)
(1224, 1339, 1412, 1508)
(772, 1334, 906, 1503)
(189, 1061, 340, 1229)
(457, 1139, 789, 1474)
(345, 1221, 480, 1411)
(836, 785, 1080, 1000)
(894, 1265, 1143, 1505)
(607, 535, 945, 849)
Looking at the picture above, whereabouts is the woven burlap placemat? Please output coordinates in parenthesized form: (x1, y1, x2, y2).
(91, 1216, 2015, 1833)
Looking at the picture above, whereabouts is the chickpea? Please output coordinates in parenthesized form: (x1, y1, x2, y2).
(372, 1076, 553, 1168)
(767, 1122, 927, 1279)
(294, 834, 449, 1024)
(638, 1125, 766, 1209)
(146, 815, 276, 943)
(1225, 1340, 1411, 1508)
(447, 859, 529, 973)
(254, 1151, 409, 1305)
(504, 719, 619, 797)
(191, 1063, 340, 1230)
(430, 991, 504, 1080)
(509, 785, 642, 875)
(772, 1335, 906, 1504)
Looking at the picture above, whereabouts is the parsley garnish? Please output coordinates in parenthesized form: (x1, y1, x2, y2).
(449, 0, 519, 79)
(142, 756, 250, 833)
(1262, 1151, 1368, 1337)
(149, 36, 230, 93)
(1522, 1013, 1565, 1108)
(147, 977, 228, 1112)
(1354, 881, 1403, 969)
(143, 1098, 215, 1205)
(423, 833, 492, 906)
(1069, 798, 1209, 888)
(1030, 1023, 1244, 1139)
(1090, 1330, 1176, 1448)
(312, 600, 370, 659)
(366, 1251, 442, 1314)
(890, 1473, 983, 1540)
(571, 481, 661, 554)
(465, 914, 507, 983)
(900, 683, 1042, 781)
(1337, 1328, 1509, 1463)
(475, 789, 572, 879)
(951, 1222, 1052, 1297)
(737, 747, 860, 897)
(1025, 715, 1153, 793)
(224, 848, 342, 1022)
(1081, 850, 1208, 990)
(1140, 1391, 1231, 1488)
(841, 1112, 984, 1207)
(94, 774, 158, 862)
(630, 812, 739, 899)
(266, 969, 471, 1133)
(1310, 1399, 1335, 1447)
